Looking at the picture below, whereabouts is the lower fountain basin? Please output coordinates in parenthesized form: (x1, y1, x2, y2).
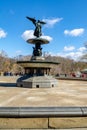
(17, 60, 59, 68)
(17, 75, 58, 88)
(17, 60, 59, 88)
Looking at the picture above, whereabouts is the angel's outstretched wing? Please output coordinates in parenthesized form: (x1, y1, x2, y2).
(26, 16, 36, 25)
(39, 20, 46, 25)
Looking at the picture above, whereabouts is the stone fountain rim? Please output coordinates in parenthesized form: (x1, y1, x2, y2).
(17, 60, 59, 65)
(27, 38, 49, 44)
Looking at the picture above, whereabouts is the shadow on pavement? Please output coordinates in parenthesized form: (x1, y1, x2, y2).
(0, 82, 17, 87)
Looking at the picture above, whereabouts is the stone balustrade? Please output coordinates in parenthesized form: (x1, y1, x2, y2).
(0, 107, 87, 129)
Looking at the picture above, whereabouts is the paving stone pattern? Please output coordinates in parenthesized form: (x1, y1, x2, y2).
(0, 76, 87, 107)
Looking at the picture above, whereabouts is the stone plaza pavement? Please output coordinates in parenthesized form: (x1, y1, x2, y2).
(0, 76, 87, 107)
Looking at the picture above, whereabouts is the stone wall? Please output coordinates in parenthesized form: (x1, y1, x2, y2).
(0, 117, 87, 129)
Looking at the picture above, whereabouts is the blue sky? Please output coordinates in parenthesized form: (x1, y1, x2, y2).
(0, 0, 87, 60)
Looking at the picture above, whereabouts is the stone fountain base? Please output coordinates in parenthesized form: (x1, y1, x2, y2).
(17, 75, 58, 88)
(17, 36, 59, 88)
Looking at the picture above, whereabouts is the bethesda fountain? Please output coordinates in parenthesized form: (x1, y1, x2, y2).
(17, 17, 59, 88)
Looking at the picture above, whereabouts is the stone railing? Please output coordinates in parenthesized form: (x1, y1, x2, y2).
(0, 107, 87, 117)
(0, 107, 87, 129)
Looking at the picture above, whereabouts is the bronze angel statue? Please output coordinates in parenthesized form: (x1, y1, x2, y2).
(26, 16, 46, 37)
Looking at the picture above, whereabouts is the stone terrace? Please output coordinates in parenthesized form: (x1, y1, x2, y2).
(0, 76, 87, 107)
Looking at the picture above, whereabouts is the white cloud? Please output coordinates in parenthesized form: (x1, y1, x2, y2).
(43, 17, 63, 27)
(44, 47, 86, 61)
(41, 35, 52, 41)
(16, 50, 22, 55)
(64, 28, 84, 36)
(64, 52, 83, 59)
(0, 50, 7, 57)
(64, 46, 75, 51)
(21, 30, 35, 41)
(57, 51, 84, 61)
(78, 47, 86, 52)
(0, 28, 7, 39)
(50, 46, 86, 61)
(21, 30, 52, 41)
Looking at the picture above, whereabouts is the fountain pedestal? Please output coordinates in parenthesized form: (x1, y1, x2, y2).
(17, 38, 59, 88)
(17, 17, 59, 88)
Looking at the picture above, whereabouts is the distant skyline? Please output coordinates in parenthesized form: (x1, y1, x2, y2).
(0, 0, 87, 60)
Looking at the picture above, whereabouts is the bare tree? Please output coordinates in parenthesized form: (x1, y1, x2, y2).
(80, 42, 87, 62)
